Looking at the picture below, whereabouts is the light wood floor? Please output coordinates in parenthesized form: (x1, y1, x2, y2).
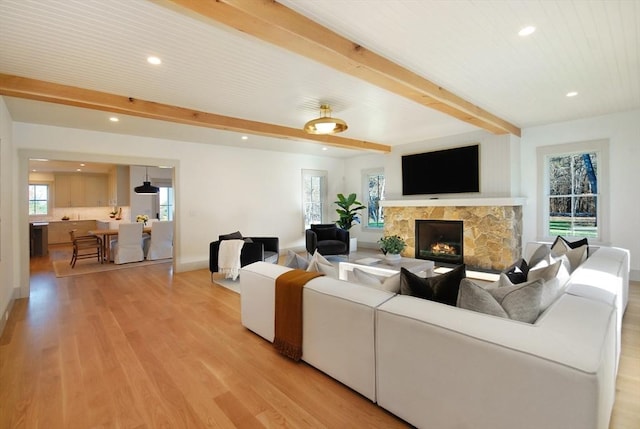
(0, 247, 638, 428)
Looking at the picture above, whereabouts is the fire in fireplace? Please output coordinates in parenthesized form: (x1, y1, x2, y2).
(415, 220, 464, 266)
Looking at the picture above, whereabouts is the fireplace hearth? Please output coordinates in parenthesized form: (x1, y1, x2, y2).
(415, 220, 463, 266)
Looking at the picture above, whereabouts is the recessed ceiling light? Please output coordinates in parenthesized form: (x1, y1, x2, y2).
(241, 135, 248, 140)
(32, 169, 37, 172)
(566, 91, 578, 97)
(109, 116, 119, 122)
(80, 163, 85, 167)
(518, 26, 536, 37)
(322, 147, 328, 151)
(147, 56, 162, 65)
(76, 168, 82, 172)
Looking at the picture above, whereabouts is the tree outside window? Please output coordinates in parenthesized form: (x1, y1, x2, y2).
(547, 152, 598, 238)
(363, 169, 385, 229)
(29, 184, 49, 215)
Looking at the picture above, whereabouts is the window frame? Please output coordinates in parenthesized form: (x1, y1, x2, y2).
(361, 168, 385, 230)
(152, 179, 174, 221)
(302, 169, 328, 230)
(537, 139, 609, 243)
(28, 182, 51, 216)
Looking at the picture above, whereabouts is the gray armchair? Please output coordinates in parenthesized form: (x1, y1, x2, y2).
(305, 223, 349, 257)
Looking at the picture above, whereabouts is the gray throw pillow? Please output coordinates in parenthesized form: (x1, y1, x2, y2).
(457, 276, 544, 323)
(306, 250, 337, 277)
(283, 249, 309, 270)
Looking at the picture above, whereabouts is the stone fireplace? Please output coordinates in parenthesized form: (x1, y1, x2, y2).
(380, 198, 525, 271)
(416, 220, 464, 266)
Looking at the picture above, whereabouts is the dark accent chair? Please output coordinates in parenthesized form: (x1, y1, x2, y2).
(305, 223, 349, 257)
(209, 232, 279, 281)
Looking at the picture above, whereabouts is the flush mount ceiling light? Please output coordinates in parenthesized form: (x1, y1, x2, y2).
(134, 166, 159, 195)
(303, 104, 348, 135)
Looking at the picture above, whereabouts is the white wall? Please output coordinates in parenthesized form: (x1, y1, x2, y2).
(344, 130, 519, 246)
(520, 108, 640, 278)
(12, 121, 345, 280)
(0, 97, 17, 328)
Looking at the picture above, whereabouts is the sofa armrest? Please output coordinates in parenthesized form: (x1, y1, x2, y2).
(336, 228, 349, 242)
(240, 241, 265, 267)
(305, 229, 317, 254)
(209, 240, 221, 273)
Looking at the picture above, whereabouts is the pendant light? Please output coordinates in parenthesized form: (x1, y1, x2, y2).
(303, 104, 348, 135)
(134, 167, 159, 195)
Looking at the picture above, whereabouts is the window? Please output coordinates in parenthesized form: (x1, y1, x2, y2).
(363, 169, 385, 229)
(302, 170, 327, 229)
(152, 179, 174, 221)
(29, 184, 50, 215)
(158, 186, 174, 221)
(538, 140, 608, 241)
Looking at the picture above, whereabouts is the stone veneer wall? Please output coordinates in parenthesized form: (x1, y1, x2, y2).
(383, 205, 523, 271)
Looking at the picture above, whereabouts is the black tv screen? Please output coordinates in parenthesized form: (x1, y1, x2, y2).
(402, 145, 480, 195)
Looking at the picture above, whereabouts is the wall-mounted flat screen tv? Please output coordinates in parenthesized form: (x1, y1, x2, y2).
(402, 144, 480, 195)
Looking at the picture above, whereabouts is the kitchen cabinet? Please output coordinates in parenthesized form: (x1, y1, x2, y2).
(47, 220, 97, 244)
(108, 165, 130, 206)
(54, 173, 108, 207)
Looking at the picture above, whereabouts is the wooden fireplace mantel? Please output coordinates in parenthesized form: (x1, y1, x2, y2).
(380, 197, 527, 208)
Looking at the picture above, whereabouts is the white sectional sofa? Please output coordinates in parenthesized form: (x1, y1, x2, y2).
(239, 243, 629, 429)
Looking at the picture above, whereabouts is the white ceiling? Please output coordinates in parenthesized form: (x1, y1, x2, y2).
(2, 0, 639, 158)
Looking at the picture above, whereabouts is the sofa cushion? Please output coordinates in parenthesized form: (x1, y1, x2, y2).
(457, 276, 544, 323)
(400, 264, 465, 306)
(284, 249, 308, 269)
(311, 224, 337, 241)
(352, 268, 401, 293)
(316, 240, 348, 255)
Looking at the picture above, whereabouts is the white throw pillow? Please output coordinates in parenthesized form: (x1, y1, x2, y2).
(306, 250, 337, 277)
(352, 268, 401, 293)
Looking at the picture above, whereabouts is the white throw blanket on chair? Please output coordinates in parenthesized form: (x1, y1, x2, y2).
(219, 239, 245, 280)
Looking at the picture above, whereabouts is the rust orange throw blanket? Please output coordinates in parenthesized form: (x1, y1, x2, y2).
(274, 269, 324, 361)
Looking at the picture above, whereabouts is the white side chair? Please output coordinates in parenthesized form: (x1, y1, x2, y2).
(144, 221, 174, 260)
(110, 222, 144, 264)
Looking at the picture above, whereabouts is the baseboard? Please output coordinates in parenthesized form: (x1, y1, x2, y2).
(630, 269, 640, 282)
(175, 260, 208, 273)
(0, 287, 18, 337)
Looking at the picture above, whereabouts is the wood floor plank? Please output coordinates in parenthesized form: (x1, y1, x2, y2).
(1, 247, 638, 428)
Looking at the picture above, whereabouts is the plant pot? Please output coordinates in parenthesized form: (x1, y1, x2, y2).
(385, 253, 401, 262)
(350, 237, 358, 253)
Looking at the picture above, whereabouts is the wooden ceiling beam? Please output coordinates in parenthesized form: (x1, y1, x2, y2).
(163, 0, 521, 137)
(0, 73, 391, 153)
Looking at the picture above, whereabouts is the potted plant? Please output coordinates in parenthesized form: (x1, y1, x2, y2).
(335, 193, 366, 252)
(378, 235, 407, 261)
